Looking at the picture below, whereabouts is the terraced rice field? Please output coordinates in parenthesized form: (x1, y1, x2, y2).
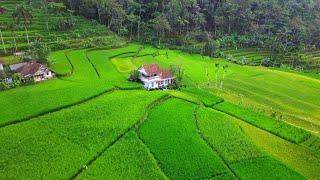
(0, 42, 319, 179)
(0, 0, 122, 56)
(222, 48, 272, 65)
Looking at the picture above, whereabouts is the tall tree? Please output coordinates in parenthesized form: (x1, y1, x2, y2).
(150, 14, 171, 46)
(0, 21, 7, 54)
(12, 4, 33, 51)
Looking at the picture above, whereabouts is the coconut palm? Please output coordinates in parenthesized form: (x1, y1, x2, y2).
(12, 4, 33, 51)
(8, 23, 18, 52)
(0, 21, 7, 54)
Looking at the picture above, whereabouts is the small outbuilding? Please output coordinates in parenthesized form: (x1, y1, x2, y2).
(138, 64, 175, 90)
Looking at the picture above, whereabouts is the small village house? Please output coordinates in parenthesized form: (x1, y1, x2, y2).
(138, 64, 175, 90)
(9, 62, 54, 82)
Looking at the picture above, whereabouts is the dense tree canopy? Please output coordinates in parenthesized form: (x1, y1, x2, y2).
(55, 0, 320, 51)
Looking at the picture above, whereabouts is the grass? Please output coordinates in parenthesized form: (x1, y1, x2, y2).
(182, 87, 224, 106)
(166, 90, 202, 105)
(230, 156, 304, 180)
(0, 80, 113, 126)
(113, 44, 320, 133)
(138, 98, 231, 179)
(213, 102, 310, 144)
(48, 50, 73, 75)
(78, 131, 168, 180)
(196, 107, 263, 163)
(1, 40, 320, 179)
(235, 119, 320, 179)
(0, 90, 165, 179)
(196, 107, 305, 179)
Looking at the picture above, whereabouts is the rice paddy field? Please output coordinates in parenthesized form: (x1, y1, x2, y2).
(0, 42, 319, 179)
(1, 1, 320, 178)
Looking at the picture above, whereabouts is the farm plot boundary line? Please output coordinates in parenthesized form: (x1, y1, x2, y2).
(0, 88, 116, 129)
(70, 95, 171, 179)
(193, 106, 239, 179)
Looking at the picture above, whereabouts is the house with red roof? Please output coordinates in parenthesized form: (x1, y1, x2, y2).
(138, 64, 175, 90)
(9, 62, 54, 82)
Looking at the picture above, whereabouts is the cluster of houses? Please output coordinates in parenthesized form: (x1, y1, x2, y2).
(0, 60, 54, 86)
(137, 64, 175, 90)
(1, 58, 173, 90)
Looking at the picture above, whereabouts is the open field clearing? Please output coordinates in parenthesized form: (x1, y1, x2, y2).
(0, 90, 165, 179)
(78, 131, 168, 180)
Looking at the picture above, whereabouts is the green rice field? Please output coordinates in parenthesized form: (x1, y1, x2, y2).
(0, 1, 320, 178)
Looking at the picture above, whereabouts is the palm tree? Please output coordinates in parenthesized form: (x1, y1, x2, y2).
(8, 23, 18, 52)
(12, 4, 33, 51)
(0, 21, 7, 54)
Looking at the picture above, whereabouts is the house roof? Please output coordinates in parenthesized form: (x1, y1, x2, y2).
(16, 62, 42, 76)
(9, 63, 27, 71)
(142, 64, 161, 76)
(160, 69, 173, 79)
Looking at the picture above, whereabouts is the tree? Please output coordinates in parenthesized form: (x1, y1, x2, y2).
(170, 65, 184, 89)
(12, 4, 33, 51)
(150, 14, 171, 46)
(8, 23, 18, 52)
(214, 63, 220, 88)
(0, 21, 7, 54)
(128, 70, 140, 82)
(220, 65, 229, 89)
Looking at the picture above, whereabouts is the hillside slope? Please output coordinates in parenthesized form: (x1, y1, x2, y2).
(0, 0, 123, 58)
